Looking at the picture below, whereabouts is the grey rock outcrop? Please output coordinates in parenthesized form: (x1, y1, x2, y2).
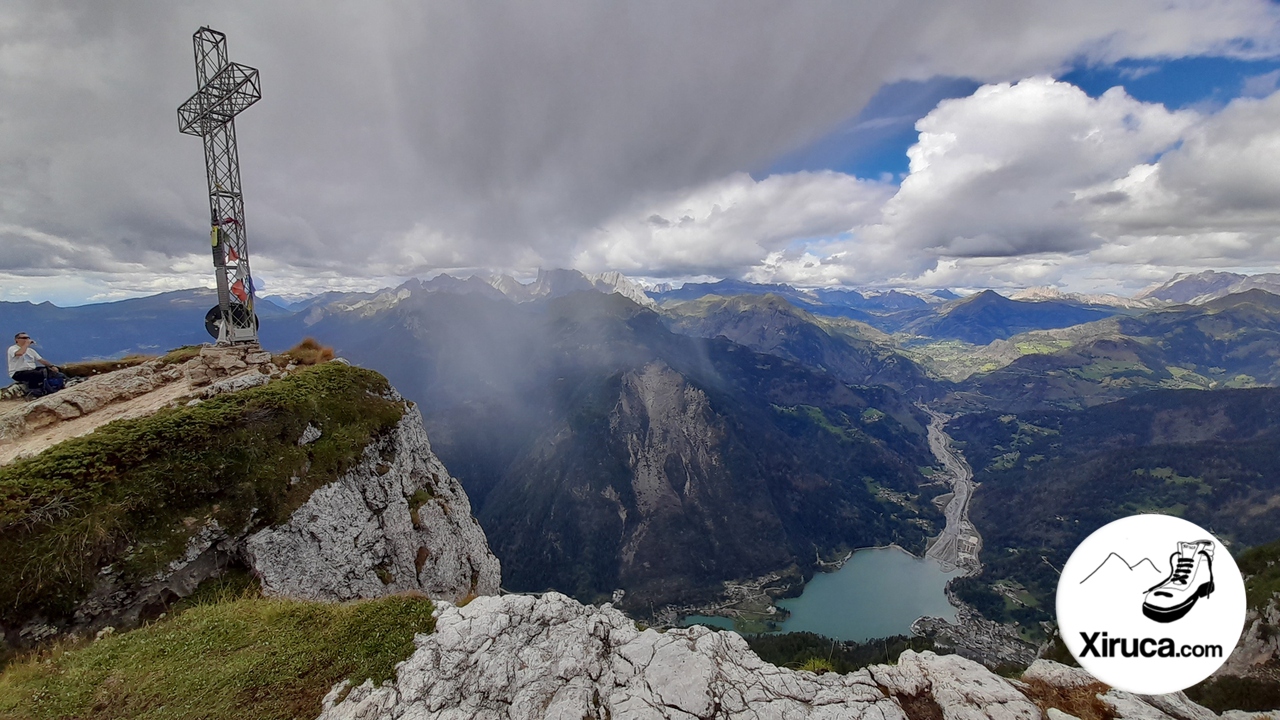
(246, 405, 500, 603)
(318, 592, 1264, 720)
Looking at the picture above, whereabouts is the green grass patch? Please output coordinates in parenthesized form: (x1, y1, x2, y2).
(1013, 340, 1073, 355)
(1069, 360, 1153, 381)
(1223, 374, 1259, 389)
(1145, 467, 1214, 495)
(0, 363, 404, 630)
(158, 346, 203, 365)
(773, 404, 860, 441)
(407, 488, 433, 530)
(0, 594, 434, 720)
(60, 356, 157, 378)
(860, 408, 886, 423)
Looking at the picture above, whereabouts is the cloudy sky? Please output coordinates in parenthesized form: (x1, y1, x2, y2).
(3, 1, 1280, 304)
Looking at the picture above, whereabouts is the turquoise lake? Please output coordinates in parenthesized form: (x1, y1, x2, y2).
(685, 547, 958, 641)
(776, 547, 958, 641)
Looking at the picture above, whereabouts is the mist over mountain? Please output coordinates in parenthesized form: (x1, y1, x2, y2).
(260, 287, 941, 609)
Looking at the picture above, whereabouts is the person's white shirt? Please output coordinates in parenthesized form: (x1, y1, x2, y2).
(7, 344, 42, 377)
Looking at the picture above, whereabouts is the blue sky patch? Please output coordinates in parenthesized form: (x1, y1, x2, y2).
(765, 56, 1280, 184)
(1061, 55, 1280, 109)
(760, 77, 980, 181)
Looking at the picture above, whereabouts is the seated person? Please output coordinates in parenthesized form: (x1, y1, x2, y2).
(8, 332, 61, 395)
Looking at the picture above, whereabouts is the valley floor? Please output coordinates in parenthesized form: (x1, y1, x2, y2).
(922, 408, 983, 575)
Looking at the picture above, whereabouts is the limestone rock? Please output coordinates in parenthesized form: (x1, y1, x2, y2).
(201, 371, 270, 398)
(298, 423, 322, 445)
(245, 406, 500, 603)
(872, 650, 1041, 720)
(1216, 595, 1280, 678)
(6, 363, 503, 647)
(1021, 659, 1099, 688)
(318, 591, 905, 720)
(0, 363, 168, 441)
(316, 594, 1247, 720)
(200, 346, 248, 371)
(1222, 712, 1280, 720)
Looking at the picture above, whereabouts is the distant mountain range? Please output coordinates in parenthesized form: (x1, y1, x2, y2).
(959, 289, 1280, 412)
(0, 289, 291, 362)
(897, 290, 1119, 345)
(1136, 270, 1280, 304)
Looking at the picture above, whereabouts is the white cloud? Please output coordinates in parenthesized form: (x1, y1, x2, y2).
(868, 78, 1196, 263)
(5, 0, 1280, 300)
(571, 171, 891, 278)
(633, 77, 1280, 292)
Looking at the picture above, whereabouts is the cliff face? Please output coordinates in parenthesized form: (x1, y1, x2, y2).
(606, 361, 793, 603)
(246, 407, 500, 602)
(317, 591, 1256, 720)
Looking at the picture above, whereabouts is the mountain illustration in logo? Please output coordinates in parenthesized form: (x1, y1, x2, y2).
(1080, 553, 1164, 586)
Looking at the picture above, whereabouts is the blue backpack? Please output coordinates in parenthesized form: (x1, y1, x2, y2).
(42, 375, 65, 395)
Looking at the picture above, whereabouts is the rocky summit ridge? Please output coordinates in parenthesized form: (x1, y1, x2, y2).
(319, 591, 1271, 720)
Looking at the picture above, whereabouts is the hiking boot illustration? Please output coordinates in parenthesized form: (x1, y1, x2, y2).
(1142, 540, 1214, 623)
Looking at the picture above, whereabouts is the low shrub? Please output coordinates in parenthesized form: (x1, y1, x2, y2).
(745, 631, 936, 674)
(1184, 674, 1280, 713)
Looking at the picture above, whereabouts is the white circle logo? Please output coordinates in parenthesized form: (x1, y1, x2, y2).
(1056, 514, 1245, 695)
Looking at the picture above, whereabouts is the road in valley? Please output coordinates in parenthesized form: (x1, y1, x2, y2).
(922, 408, 983, 575)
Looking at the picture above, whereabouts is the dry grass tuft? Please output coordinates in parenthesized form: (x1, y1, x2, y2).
(275, 338, 335, 367)
(1020, 678, 1116, 720)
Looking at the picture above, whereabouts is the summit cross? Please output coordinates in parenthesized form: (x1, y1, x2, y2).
(178, 27, 262, 344)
